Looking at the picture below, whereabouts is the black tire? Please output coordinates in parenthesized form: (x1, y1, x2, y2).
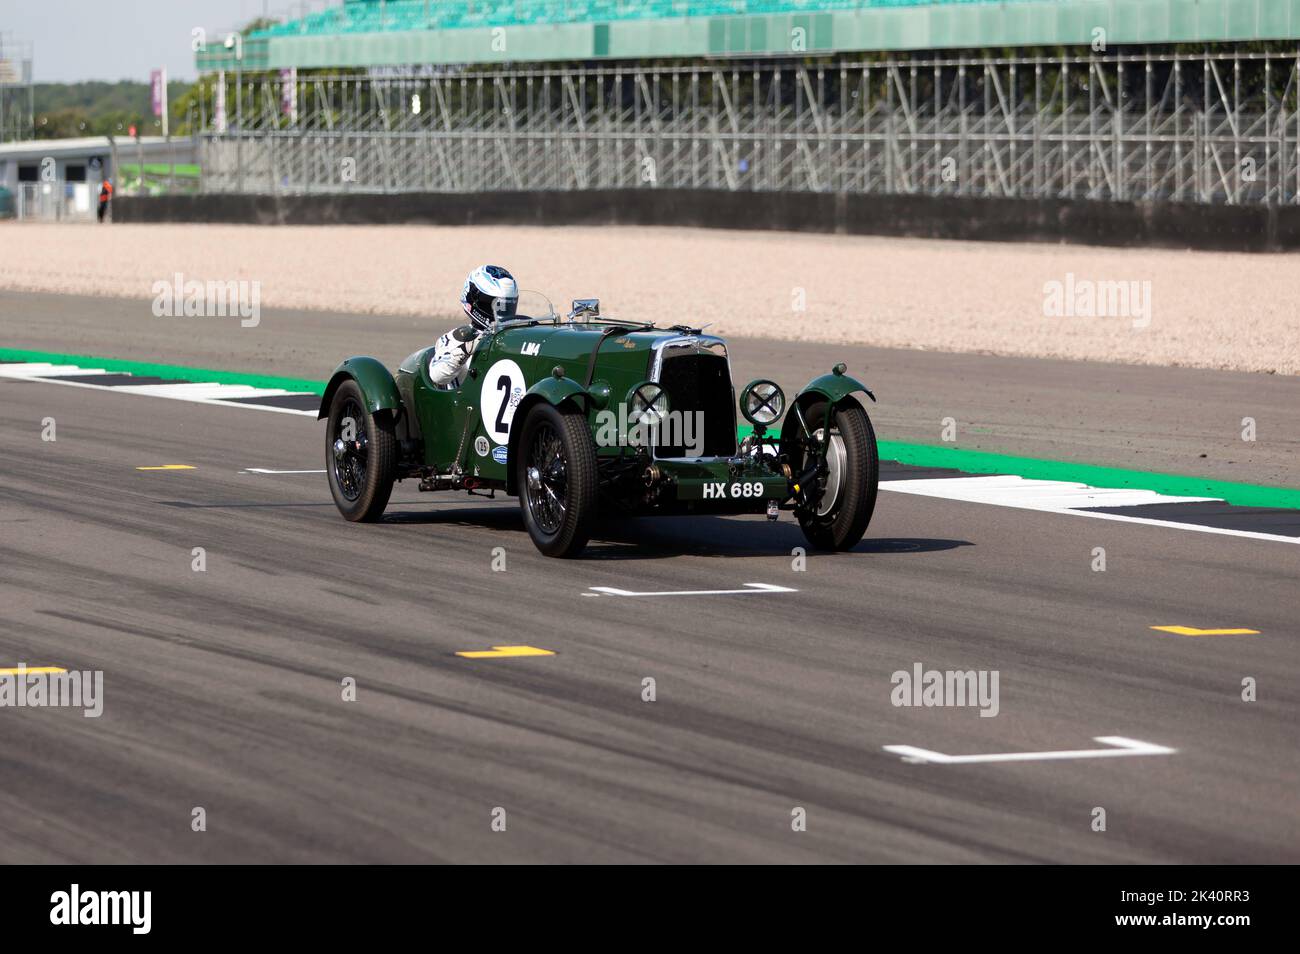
(325, 379, 397, 522)
(516, 402, 597, 557)
(793, 400, 878, 551)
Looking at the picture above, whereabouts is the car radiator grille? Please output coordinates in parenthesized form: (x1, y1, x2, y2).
(655, 352, 736, 458)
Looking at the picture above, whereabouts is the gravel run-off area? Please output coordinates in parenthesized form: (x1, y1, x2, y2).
(1, 221, 1296, 375)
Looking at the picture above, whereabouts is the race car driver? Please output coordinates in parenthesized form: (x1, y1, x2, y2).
(428, 265, 519, 389)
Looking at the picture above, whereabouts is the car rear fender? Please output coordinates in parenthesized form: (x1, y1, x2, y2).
(505, 375, 593, 495)
(317, 357, 403, 421)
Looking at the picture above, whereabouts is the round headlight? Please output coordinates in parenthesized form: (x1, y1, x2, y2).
(628, 382, 670, 426)
(741, 380, 785, 426)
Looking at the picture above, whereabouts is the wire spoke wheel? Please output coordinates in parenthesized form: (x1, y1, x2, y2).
(325, 379, 397, 523)
(786, 400, 879, 551)
(516, 402, 597, 557)
(526, 423, 568, 535)
(332, 397, 369, 502)
(812, 424, 848, 518)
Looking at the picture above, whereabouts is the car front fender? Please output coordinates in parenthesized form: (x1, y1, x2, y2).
(505, 375, 594, 494)
(794, 368, 876, 410)
(780, 367, 875, 439)
(525, 374, 593, 411)
(317, 356, 403, 420)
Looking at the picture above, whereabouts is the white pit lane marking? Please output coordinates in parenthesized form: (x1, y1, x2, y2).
(110, 383, 303, 400)
(880, 475, 1300, 546)
(0, 363, 110, 377)
(588, 582, 797, 597)
(883, 736, 1176, 765)
(3, 362, 317, 416)
(881, 474, 1217, 510)
(242, 468, 327, 475)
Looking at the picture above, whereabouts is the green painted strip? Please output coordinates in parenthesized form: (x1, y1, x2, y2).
(0, 348, 325, 396)
(874, 441, 1300, 512)
(743, 424, 1300, 510)
(7, 347, 1298, 510)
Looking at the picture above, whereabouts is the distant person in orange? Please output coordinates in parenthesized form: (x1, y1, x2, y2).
(97, 179, 113, 223)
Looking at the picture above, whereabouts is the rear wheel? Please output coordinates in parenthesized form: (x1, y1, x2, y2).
(789, 400, 878, 551)
(516, 402, 597, 557)
(325, 379, 397, 522)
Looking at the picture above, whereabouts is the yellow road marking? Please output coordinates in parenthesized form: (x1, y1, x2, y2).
(455, 645, 555, 659)
(136, 464, 195, 471)
(1150, 625, 1261, 637)
(0, 667, 67, 675)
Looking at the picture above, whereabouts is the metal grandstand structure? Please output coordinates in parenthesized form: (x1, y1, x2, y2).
(199, 48, 1300, 205)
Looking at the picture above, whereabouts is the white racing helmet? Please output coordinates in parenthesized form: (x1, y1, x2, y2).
(461, 264, 519, 331)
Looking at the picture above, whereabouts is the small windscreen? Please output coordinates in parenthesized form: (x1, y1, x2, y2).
(514, 290, 556, 321)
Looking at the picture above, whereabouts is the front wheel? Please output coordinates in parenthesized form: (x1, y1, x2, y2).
(790, 400, 878, 551)
(325, 379, 397, 522)
(516, 402, 597, 557)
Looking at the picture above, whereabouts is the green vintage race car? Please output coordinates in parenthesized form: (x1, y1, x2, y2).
(318, 295, 879, 557)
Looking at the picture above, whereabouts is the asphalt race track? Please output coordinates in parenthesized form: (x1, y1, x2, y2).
(1, 295, 1297, 863)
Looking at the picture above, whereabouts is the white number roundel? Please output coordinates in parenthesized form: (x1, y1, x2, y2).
(480, 359, 526, 444)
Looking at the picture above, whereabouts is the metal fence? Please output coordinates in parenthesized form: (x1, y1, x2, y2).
(199, 49, 1300, 205)
(12, 182, 97, 221)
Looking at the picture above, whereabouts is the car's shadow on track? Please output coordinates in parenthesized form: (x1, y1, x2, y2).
(384, 504, 972, 560)
(585, 518, 973, 560)
(383, 504, 520, 530)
